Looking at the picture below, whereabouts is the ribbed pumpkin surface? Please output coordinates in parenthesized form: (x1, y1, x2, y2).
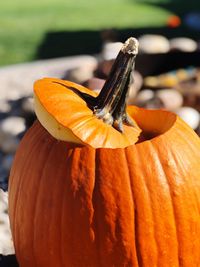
(9, 110, 200, 267)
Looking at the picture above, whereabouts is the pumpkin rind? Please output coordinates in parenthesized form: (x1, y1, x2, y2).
(9, 107, 200, 267)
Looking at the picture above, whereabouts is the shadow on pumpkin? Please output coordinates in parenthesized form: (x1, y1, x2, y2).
(128, 107, 177, 143)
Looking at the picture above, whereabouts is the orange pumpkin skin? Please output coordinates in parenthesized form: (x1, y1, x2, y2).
(9, 107, 200, 267)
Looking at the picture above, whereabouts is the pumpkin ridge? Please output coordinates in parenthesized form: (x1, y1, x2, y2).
(149, 140, 179, 266)
(63, 146, 99, 266)
(176, 120, 200, 157)
(91, 149, 103, 267)
(58, 155, 68, 267)
(153, 135, 200, 265)
(112, 150, 132, 266)
(10, 122, 46, 263)
(124, 147, 141, 264)
(136, 144, 158, 265)
(8, 121, 41, 191)
(59, 145, 78, 267)
(33, 140, 56, 267)
(124, 148, 140, 266)
(44, 140, 67, 267)
(158, 146, 180, 266)
(170, 129, 200, 212)
(126, 144, 159, 265)
(60, 146, 72, 267)
(169, 126, 199, 179)
(158, 146, 186, 266)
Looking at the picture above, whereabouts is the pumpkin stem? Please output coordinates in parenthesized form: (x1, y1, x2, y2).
(53, 37, 139, 133)
(94, 37, 139, 132)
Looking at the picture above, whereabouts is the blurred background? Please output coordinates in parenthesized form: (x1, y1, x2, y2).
(1, 0, 200, 264)
(0, 0, 200, 65)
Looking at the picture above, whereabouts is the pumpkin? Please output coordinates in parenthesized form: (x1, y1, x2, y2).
(8, 38, 200, 267)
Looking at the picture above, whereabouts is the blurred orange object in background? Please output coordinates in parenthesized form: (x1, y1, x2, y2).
(167, 15, 181, 28)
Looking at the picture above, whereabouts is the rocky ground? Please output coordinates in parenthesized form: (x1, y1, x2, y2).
(0, 190, 14, 255)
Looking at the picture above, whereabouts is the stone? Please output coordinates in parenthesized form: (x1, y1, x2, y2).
(86, 77, 105, 91)
(156, 89, 183, 111)
(102, 42, 123, 60)
(0, 55, 99, 101)
(0, 135, 20, 154)
(21, 97, 34, 114)
(4, 89, 23, 101)
(0, 226, 15, 255)
(0, 189, 14, 255)
(0, 166, 8, 183)
(134, 89, 155, 105)
(0, 190, 8, 213)
(0, 117, 26, 137)
(134, 89, 164, 109)
(96, 59, 114, 77)
(0, 100, 11, 113)
(175, 107, 200, 130)
(127, 71, 143, 104)
(65, 58, 98, 84)
(0, 118, 21, 153)
(2, 155, 14, 171)
(170, 37, 197, 52)
(138, 34, 170, 54)
(0, 179, 8, 192)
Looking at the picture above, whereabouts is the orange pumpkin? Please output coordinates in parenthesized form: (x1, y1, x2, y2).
(9, 38, 200, 267)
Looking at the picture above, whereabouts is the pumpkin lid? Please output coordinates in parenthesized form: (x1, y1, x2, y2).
(34, 38, 142, 148)
(34, 78, 141, 148)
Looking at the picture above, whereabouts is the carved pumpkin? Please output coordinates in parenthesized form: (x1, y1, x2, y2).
(9, 38, 200, 267)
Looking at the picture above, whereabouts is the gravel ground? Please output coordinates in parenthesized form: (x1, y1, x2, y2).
(0, 190, 14, 255)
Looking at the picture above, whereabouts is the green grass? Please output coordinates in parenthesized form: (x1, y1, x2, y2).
(0, 0, 189, 66)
